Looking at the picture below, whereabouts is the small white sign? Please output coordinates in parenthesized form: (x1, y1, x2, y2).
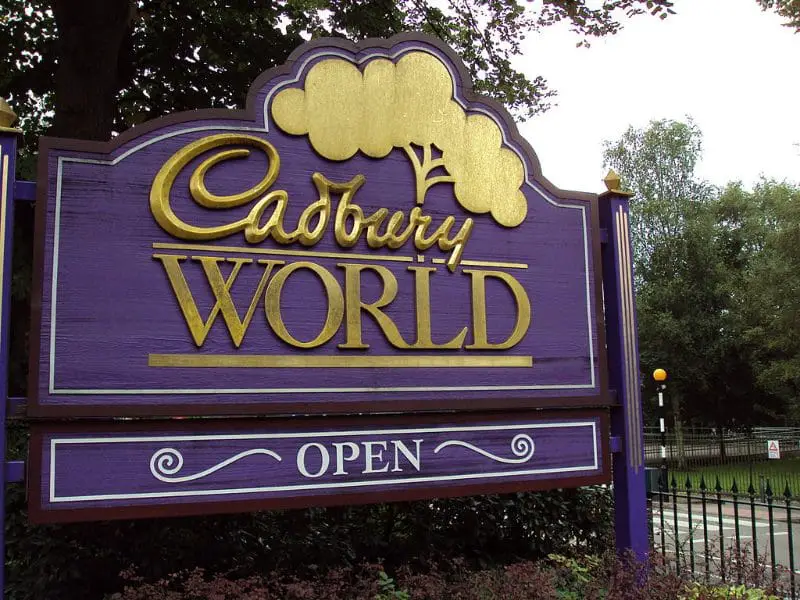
(768, 440, 781, 459)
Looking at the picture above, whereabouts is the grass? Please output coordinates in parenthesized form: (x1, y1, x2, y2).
(667, 457, 800, 498)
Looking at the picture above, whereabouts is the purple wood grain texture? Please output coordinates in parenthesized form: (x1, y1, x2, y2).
(29, 34, 607, 417)
(1, 124, 21, 599)
(29, 410, 609, 523)
(600, 192, 648, 560)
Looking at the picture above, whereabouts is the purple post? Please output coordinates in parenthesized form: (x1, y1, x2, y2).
(599, 171, 648, 561)
(0, 98, 20, 599)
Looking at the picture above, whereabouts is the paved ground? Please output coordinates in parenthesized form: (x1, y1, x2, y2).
(652, 497, 800, 592)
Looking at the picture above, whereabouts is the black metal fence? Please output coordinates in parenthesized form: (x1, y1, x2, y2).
(645, 426, 800, 499)
(647, 472, 800, 597)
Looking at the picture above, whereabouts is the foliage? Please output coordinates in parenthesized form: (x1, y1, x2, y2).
(603, 119, 797, 430)
(0, 0, 676, 144)
(547, 553, 603, 599)
(603, 120, 719, 429)
(758, 0, 800, 31)
(602, 117, 713, 275)
(105, 551, 788, 599)
(721, 180, 800, 422)
(682, 582, 780, 600)
(5, 485, 613, 600)
(376, 570, 411, 600)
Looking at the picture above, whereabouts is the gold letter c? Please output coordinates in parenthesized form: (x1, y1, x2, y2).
(150, 133, 280, 240)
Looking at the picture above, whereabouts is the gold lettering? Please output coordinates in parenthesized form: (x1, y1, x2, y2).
(382, 207, 419, 249)
(328, 173, 367, 247)
(265, 261, 344, 348)
(464, 269, 531, 350)
(407, 266, 467, 349)
(338, 263, 411, 349)
(362, 209, 391, 248)
(413, 214, 446, 250)
(298, 173, 334, 246)
(244, 190, 299, 245)
(366, 210, 411, 248)
(155, 253, 283, 347)
(151, 134, 281, 240)
(439, 218, 473, 272)
(151, 135, 480, 268)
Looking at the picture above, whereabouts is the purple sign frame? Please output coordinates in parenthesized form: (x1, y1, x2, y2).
(29, 33, 608, 418)
(29, 410, 609, 523)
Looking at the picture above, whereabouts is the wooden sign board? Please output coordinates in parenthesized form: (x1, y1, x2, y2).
(28, 411, 608, 523)
(29, 34, 607, 419)
(26, 34, 613, 522)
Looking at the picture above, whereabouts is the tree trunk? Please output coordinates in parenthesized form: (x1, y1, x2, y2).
(671, 392, 686, 470)
(51, 0, 134, 140)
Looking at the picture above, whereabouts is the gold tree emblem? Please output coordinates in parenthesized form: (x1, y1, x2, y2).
(271, 51, 527, 228)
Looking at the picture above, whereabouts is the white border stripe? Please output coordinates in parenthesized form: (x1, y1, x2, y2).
(48, 158, 64, 394)
(52, 421, 596, 443)
(50, 383, 596, 395)
(51, 465, 601, 503)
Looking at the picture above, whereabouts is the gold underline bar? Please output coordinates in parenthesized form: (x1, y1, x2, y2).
(431, 258, 528, 269)
(148, 354, 533, 368)
(152, 242, 414, 264)
(152, 243, 527, 270)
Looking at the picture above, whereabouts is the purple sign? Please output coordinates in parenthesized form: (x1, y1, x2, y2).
(29, 34, 607, 418)
(29, 411, 608, 522)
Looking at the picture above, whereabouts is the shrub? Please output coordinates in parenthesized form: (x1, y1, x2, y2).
(104, 551, 788, 600)
(6, 486, 613, 600)
(681, 583, 780, 600)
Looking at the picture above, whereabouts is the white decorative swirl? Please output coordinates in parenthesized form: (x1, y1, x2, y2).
(150, 447, 282, 483)
(433, 434, 535, 464)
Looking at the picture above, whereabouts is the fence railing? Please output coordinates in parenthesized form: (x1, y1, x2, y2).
(645, 427, 800, 499)
(648, 473, 799, 598)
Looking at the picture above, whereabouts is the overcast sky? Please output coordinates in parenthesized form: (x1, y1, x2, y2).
(514, 0, 800, 195)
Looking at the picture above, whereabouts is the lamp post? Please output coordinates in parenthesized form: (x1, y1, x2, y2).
(653, 368, 668, 492)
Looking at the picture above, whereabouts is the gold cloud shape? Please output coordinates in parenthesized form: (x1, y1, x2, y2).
(270, 51, 527, 227)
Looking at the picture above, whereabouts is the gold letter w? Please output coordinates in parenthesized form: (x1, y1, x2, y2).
(154, 254, 283, 347)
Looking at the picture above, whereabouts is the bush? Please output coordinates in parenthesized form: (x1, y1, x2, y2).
(681, 583, 780, 600)
(105, 552, 787, 600)
(5, 485, 613, 600)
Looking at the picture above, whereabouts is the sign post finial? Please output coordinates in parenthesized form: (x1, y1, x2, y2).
(0, 98, 16, 127)
(602, 169, 632, 197)
(0, 98, 20, 134)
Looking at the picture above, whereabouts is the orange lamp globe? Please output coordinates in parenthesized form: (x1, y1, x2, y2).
(653, 368, 667, 382)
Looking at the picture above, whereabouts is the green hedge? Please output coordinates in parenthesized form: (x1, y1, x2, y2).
(4, 484, 613, 600)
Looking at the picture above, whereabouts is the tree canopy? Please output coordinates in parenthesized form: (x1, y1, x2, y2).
(721, 179, 800, 422)
(604, 118, 799, 430)
(759, 0, 800, 31)
(1, 0, 677, 149)
(602, 118, 713, 277)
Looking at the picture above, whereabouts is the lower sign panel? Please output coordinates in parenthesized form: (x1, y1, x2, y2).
(29, 411, 609, 523)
